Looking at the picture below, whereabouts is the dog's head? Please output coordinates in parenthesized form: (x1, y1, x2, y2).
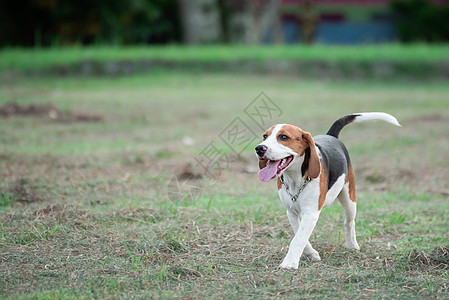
(255, 124, 320, 182)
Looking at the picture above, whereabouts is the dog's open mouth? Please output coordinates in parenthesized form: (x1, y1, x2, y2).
(258, 155, 293, 182)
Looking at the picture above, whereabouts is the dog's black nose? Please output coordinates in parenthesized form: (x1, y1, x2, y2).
(255, 145, 267, 156)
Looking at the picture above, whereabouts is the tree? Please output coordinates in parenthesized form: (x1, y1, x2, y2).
(299, 0, 318, 44)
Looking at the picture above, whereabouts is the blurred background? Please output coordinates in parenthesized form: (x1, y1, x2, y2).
(1, 0, 448, 47)
(1, 1, 449, 298)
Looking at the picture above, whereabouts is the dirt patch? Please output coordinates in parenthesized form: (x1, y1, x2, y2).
(1, 178, 46, 205)
(0, 102, 103, 122)
(407, 246, 449, 269)
(69, 112, 103, 122)
(177, 164, 202, 181)
(407, 113, 449, 123)
(0, 102, 59, 117)
(7, 58, 449, 80)
(32, 204, 64, 216)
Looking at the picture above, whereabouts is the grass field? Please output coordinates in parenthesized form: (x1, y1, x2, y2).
(1, 44, 449, 71)
(0, 69, 448, 298)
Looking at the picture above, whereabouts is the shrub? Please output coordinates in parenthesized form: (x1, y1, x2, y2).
(391, 0, 449, 42)
(0, 0, 181, 47)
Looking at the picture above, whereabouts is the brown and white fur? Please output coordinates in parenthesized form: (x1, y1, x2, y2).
(255, 112, 401, 270)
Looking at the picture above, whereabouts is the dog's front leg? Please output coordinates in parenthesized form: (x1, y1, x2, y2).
(286, 210, 321, 262)
(279, 212, 319, 270)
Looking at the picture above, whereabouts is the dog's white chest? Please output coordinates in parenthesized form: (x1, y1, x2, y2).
(278, 179, 320, 214)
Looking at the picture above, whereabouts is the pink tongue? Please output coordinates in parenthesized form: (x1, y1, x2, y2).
(258, 160, 282, 182)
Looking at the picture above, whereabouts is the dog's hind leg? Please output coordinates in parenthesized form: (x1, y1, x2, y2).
(302, 241, 321, 261)
(338, 183, 360, 250)
(286, 210, 321, 261)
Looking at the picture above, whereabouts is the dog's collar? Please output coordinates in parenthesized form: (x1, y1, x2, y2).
(280, 174, 311, 202)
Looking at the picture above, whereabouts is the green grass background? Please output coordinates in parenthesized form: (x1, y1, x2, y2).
(0, 46, 448, 298)
(1, 44, 449, 71)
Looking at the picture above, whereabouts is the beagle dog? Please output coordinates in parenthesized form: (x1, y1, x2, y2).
(255, 112, 401, 269)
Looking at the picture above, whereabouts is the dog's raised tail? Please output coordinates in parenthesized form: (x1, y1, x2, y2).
(326, 112, 401, 139)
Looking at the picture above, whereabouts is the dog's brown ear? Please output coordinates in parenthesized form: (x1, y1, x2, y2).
(259, 159, 268, 169)
(302, 132, 320, 179)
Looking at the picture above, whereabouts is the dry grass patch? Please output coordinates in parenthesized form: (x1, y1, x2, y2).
(1, 73, 448, 298)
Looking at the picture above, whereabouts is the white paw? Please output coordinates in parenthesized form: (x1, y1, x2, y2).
(346, 241, 360, 250)
(304, 251, 321, 262)
(279, 259, 299, 270)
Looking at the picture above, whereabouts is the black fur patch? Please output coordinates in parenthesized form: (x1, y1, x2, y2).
(314, 135, 350, 190)
(301, 147, 310, 177)
(326, 114, 360, 139)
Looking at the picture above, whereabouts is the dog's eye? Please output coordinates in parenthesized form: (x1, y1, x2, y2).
(279, 134, 290, 141)
(263, 134, 267, 140)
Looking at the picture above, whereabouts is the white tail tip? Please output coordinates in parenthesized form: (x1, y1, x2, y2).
(353, 112, 402, 127)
